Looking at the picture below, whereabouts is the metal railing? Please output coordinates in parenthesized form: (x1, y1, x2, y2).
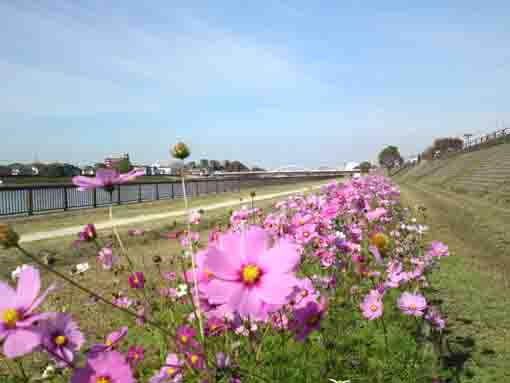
(463, 128, 510, 152)
(0, 174, 343, 217)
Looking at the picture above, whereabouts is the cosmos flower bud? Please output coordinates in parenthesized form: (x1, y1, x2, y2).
(152, 255, 162, 264)
(171, 142, 191, 160)
(0, 223, 19, 249)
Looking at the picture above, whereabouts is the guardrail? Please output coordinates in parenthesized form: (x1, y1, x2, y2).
(463, 128, 510, 152)
(0, 174, 345, 217)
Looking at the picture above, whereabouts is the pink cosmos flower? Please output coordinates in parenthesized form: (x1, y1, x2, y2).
(290, 298, 327, 342)
(150, 353, 184, 383)
(202, 226, 300, 320)
(72, 168, 144, 192)
(427, 241, 449, 258)
(291, 278, 320, 309)
(189, 210, 201, 225)
(40, 313, 85, 367)
(0, 265, 55, 358)
(88, 326, 128, 357)
(128, 272, 145, 289)
(127, 345, 145, 367)
(360, 290, 383, 320)
(127, 228, 145, 237)
(366, 207, 387, 222)
(425, 306, 446, 331)
(71, 351, 135, 383)
(97, 247, 118, 270)
(398, 292, 427, 317)
(294, 223, 317, 244)
(78, 224, 97, 242)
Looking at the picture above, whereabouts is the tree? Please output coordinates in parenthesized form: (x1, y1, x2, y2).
(114, 158, 132, 173)
(359, 161, 371, 173)
(94, 163, 106, 170)
(378, 146, 403, 169)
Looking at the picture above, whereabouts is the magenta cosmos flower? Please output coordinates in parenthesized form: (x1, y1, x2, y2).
(202, 226, 300, 320)
(360, 290, 383, 320)
(0, 265, 55, 358)
(290, 298, 327, 342)
(127, 345, 145, 367)
(72, 168, 144, 192)
(78, 224, 97, 242)
(398, 292, 427, 317)
(128, 272, 145, 289)
(71, 351, 135, 383)
(40, 313, 85, 367)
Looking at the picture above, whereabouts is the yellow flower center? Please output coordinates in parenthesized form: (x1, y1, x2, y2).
(203, 269, 214, 280)
(190, 355, 199, 364)
(166, 367, 176, 376)
(54, 335, 66, 346)
(105, 339, 113, 347)
(2, 309, 20, 328)
(301, 289, 309, 297)
(303, 232, 310, 238)
(409, 303, 417, 310)
(242, 264, 261, 285)
(299, 219, 305, 225)
(96, 377, 111, 383)
(371, 233, 389, 250)
(180, 335, 188, 344)
(370, 304, 378, 312)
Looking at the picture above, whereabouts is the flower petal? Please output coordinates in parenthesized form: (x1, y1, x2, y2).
(239, 226, 269, 264)
(16, 266, 41, 310)
(256, 273, 297, 305)
(0, 282, 17, 312)
(3, 329, 41, 358)
(258, 239, 300, 273)
(203, 280, 242, 305)
(203, 247, 241, 280)
(234, 288, 263, 319)
(26, 283, 56, 315)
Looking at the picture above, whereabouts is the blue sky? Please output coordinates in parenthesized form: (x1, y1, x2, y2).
(1, 1, 509, 168)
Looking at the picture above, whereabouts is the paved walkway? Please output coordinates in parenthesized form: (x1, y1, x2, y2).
(20, 185, 323, 243)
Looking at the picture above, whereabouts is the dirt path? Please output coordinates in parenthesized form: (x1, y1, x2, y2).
(400, 183, 510, 383)
(20, 185, 322, 243)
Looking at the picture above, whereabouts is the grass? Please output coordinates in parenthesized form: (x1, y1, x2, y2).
(399, 182, 510, 382)
(5, 179, 332, 236)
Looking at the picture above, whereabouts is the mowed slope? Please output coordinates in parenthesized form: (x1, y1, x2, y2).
(397, 142, 510, 206)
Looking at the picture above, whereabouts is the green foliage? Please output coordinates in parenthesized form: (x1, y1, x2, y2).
(114, 158, 133, 173)
(378, 146, 403, 169)
(360, 161, 372, 173)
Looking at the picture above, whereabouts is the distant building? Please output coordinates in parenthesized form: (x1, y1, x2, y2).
(344, 162, 360, 171)
(82, 166, 95, 176)
(105, 153, 130, 168)
(151, 160, 183, 176)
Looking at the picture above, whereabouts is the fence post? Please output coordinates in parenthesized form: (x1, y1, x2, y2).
(63, 187, 68, 211)
(171, 182, 175, 199)
(27, 189, 34, 216)
(117, 185, 121, 205)
(138, 184, 142, 203)
(216, 179, 219, 194)
(155, 184, 159, 200)
(195, 181, 198, 197)
(93, 189, 97, 208)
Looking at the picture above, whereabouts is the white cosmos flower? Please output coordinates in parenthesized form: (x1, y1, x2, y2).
(74, 262, 90, 275)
